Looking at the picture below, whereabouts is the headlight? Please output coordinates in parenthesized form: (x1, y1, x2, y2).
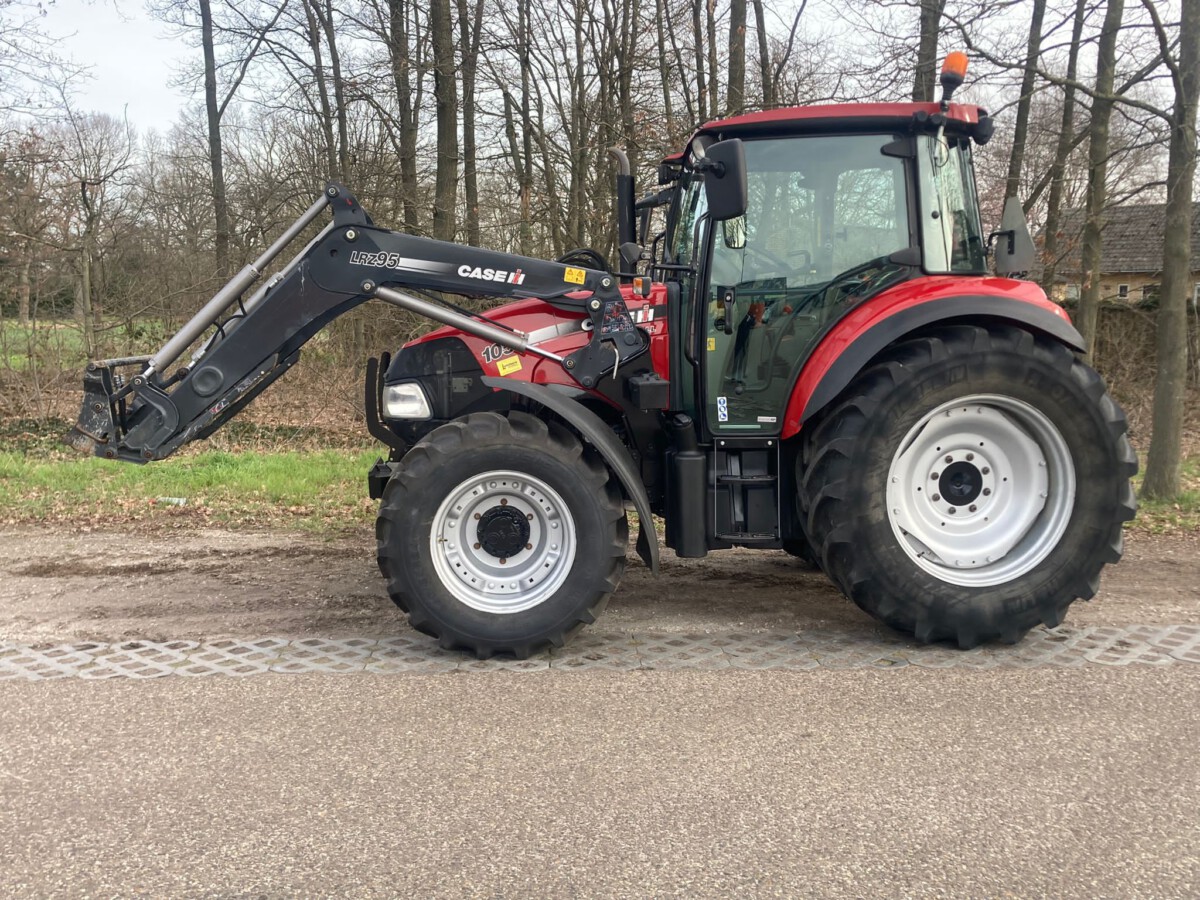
(383, 382, 432, 420)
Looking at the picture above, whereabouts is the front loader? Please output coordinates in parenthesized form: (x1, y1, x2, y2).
(69, 55, 1137, 658)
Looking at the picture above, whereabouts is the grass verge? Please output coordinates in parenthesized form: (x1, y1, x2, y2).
(0, 440, 380, 532)
(1132, 455, 1200, 534)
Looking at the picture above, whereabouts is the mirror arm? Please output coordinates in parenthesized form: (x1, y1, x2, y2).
(986, 228, 1016, 256)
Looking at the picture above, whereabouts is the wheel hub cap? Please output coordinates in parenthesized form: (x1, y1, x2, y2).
(477, 506, 531, 558)
(938, 461, 983, 506)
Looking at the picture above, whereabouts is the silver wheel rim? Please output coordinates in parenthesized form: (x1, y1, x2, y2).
(430, 470, 577, 614)
(885, 394, 1076, 587)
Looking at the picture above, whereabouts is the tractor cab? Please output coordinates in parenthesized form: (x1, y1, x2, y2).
(655, 101, 994, 440)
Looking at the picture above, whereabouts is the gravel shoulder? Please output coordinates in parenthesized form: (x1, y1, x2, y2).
(0, 526, 1195, 644)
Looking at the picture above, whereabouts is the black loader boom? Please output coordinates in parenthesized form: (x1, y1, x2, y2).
(66, 183, 646, 463)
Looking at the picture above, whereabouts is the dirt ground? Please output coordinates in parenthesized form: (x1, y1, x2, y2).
(0, 526, 1195, 644)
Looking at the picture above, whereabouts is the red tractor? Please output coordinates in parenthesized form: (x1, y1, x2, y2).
(69, 57, 1137, 657)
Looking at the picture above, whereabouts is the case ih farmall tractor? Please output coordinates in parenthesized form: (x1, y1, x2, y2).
(68, 56, 1136, 658)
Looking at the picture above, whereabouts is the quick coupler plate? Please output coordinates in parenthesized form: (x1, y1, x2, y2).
(65, 363, 121, 457)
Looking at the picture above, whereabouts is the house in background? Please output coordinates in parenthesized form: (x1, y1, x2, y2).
(1039, 201, 1200, 308)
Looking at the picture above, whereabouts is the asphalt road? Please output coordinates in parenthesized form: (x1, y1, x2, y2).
(3, 667, 1198, 897)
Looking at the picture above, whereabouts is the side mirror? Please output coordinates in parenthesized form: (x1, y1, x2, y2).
(722, 215, 747, 250)
(702, 139, 748, 222)
(992, 196, 1036, 276)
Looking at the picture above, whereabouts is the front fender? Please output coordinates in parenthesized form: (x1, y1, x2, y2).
(481, 376, 659, 575)
(783, 288, 1083, 438)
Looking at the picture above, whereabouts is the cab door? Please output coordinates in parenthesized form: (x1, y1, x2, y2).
(697, 134, 914, 438)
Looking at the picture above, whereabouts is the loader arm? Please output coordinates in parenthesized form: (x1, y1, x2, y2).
(67, 183, 646, 463)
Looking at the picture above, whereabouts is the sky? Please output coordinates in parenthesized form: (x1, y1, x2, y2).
(42, 0, 191, 133)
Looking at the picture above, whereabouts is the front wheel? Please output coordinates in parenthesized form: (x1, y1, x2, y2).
(799, 325, 1137, 648)
(376, 411, 628, 658)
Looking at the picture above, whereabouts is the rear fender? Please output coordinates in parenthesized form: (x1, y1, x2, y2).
(481, 376, 659, 574)
(783, 292, 1084, 438)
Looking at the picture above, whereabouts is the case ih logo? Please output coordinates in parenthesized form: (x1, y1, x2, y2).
(458, 264, 526, 285)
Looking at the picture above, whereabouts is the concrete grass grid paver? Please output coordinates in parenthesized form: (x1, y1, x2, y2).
(2, 624, 1200, 680)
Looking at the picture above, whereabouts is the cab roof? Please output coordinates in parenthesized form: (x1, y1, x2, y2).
(662, 101, 988, 166)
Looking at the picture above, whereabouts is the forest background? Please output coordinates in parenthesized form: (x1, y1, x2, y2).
(1, 0, 1197, 504)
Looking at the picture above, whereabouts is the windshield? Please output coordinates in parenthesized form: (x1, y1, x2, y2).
(917, 136, 987, 273)
(707, 134, 911, 291)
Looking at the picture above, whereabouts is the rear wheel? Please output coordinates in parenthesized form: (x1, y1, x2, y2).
(376, 411, 627, 658)
(798, 325, 1137, 648)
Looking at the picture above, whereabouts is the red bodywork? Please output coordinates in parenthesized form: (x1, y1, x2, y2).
(404, 274, 1064, 439)
(404, 283, 673, 415)
(781, 276, 1066, 438)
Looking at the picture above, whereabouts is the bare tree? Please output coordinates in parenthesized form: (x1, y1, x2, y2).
(727, 0, 747, 115)
(1040, 0, 1088, 295)
(1143, 0, 1200, 500)
(429, 0, 457, 242)
(913, 0, 946, 102)
(1004, 0, 1047, 200)
(1076, 0, 1126, 361)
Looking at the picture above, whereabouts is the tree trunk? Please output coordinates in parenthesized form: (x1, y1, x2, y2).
(17, 241, 32, 327)
(301, 0, 339, 178)
(429, 0, 458, 242)
(705, 0, 720, 117)
(516, 0, 533, 254)
(1142, 0, 1200, 500)
(387, 0, 420, 232)
(912, 0, 945, 102)
(318, 0, 351, 180)
(1076, 0, 1125, 360)
(1040, 0, 1087, 296)
(77, 234, 97, 359)
(1004, 0, 1046, 200)
(456, 0, 484, 247)
(199, 0, 230, 277)
(692, 0, 708, 121)
(727, 0, 746, 115)
(655, 0, 677, 134)
(752, 0, 773, 108)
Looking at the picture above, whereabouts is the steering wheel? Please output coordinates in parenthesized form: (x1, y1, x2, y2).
(742, 245, 792, 273)
(821, 255, 897, 299)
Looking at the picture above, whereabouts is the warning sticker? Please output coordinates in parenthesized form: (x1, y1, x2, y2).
(497, 356, 523, 376)
(563, 267, 587, 285)
(707, 337, 716, 352)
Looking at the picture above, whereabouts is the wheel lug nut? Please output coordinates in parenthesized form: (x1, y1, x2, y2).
(931, 472, 939, 480)
(981, 467, 990, 475)
(983, 488, 991, 496)
(473, 542, 481, 549)
(931, 494, 941, 502)
(525, 543, 532, 550)
(969, 504, 977, 512)
(499, 558, 507, 564)
(945, 455, 953, 463)
(526, 513, 534, 521)
(966, 453, 974, 461)
(500, 498, 508, 506)
(947, 507, 956, 515)
(474, 513, 481, 520)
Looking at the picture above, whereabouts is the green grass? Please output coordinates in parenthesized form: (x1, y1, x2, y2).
(0, 321, 87, 371)
(0, 446, 381, 531)
(1132, 455, 1200, 534)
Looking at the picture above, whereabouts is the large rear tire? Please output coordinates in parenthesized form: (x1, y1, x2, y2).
(798, 325, 1137, 648)
(376, 411, 628, 658)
